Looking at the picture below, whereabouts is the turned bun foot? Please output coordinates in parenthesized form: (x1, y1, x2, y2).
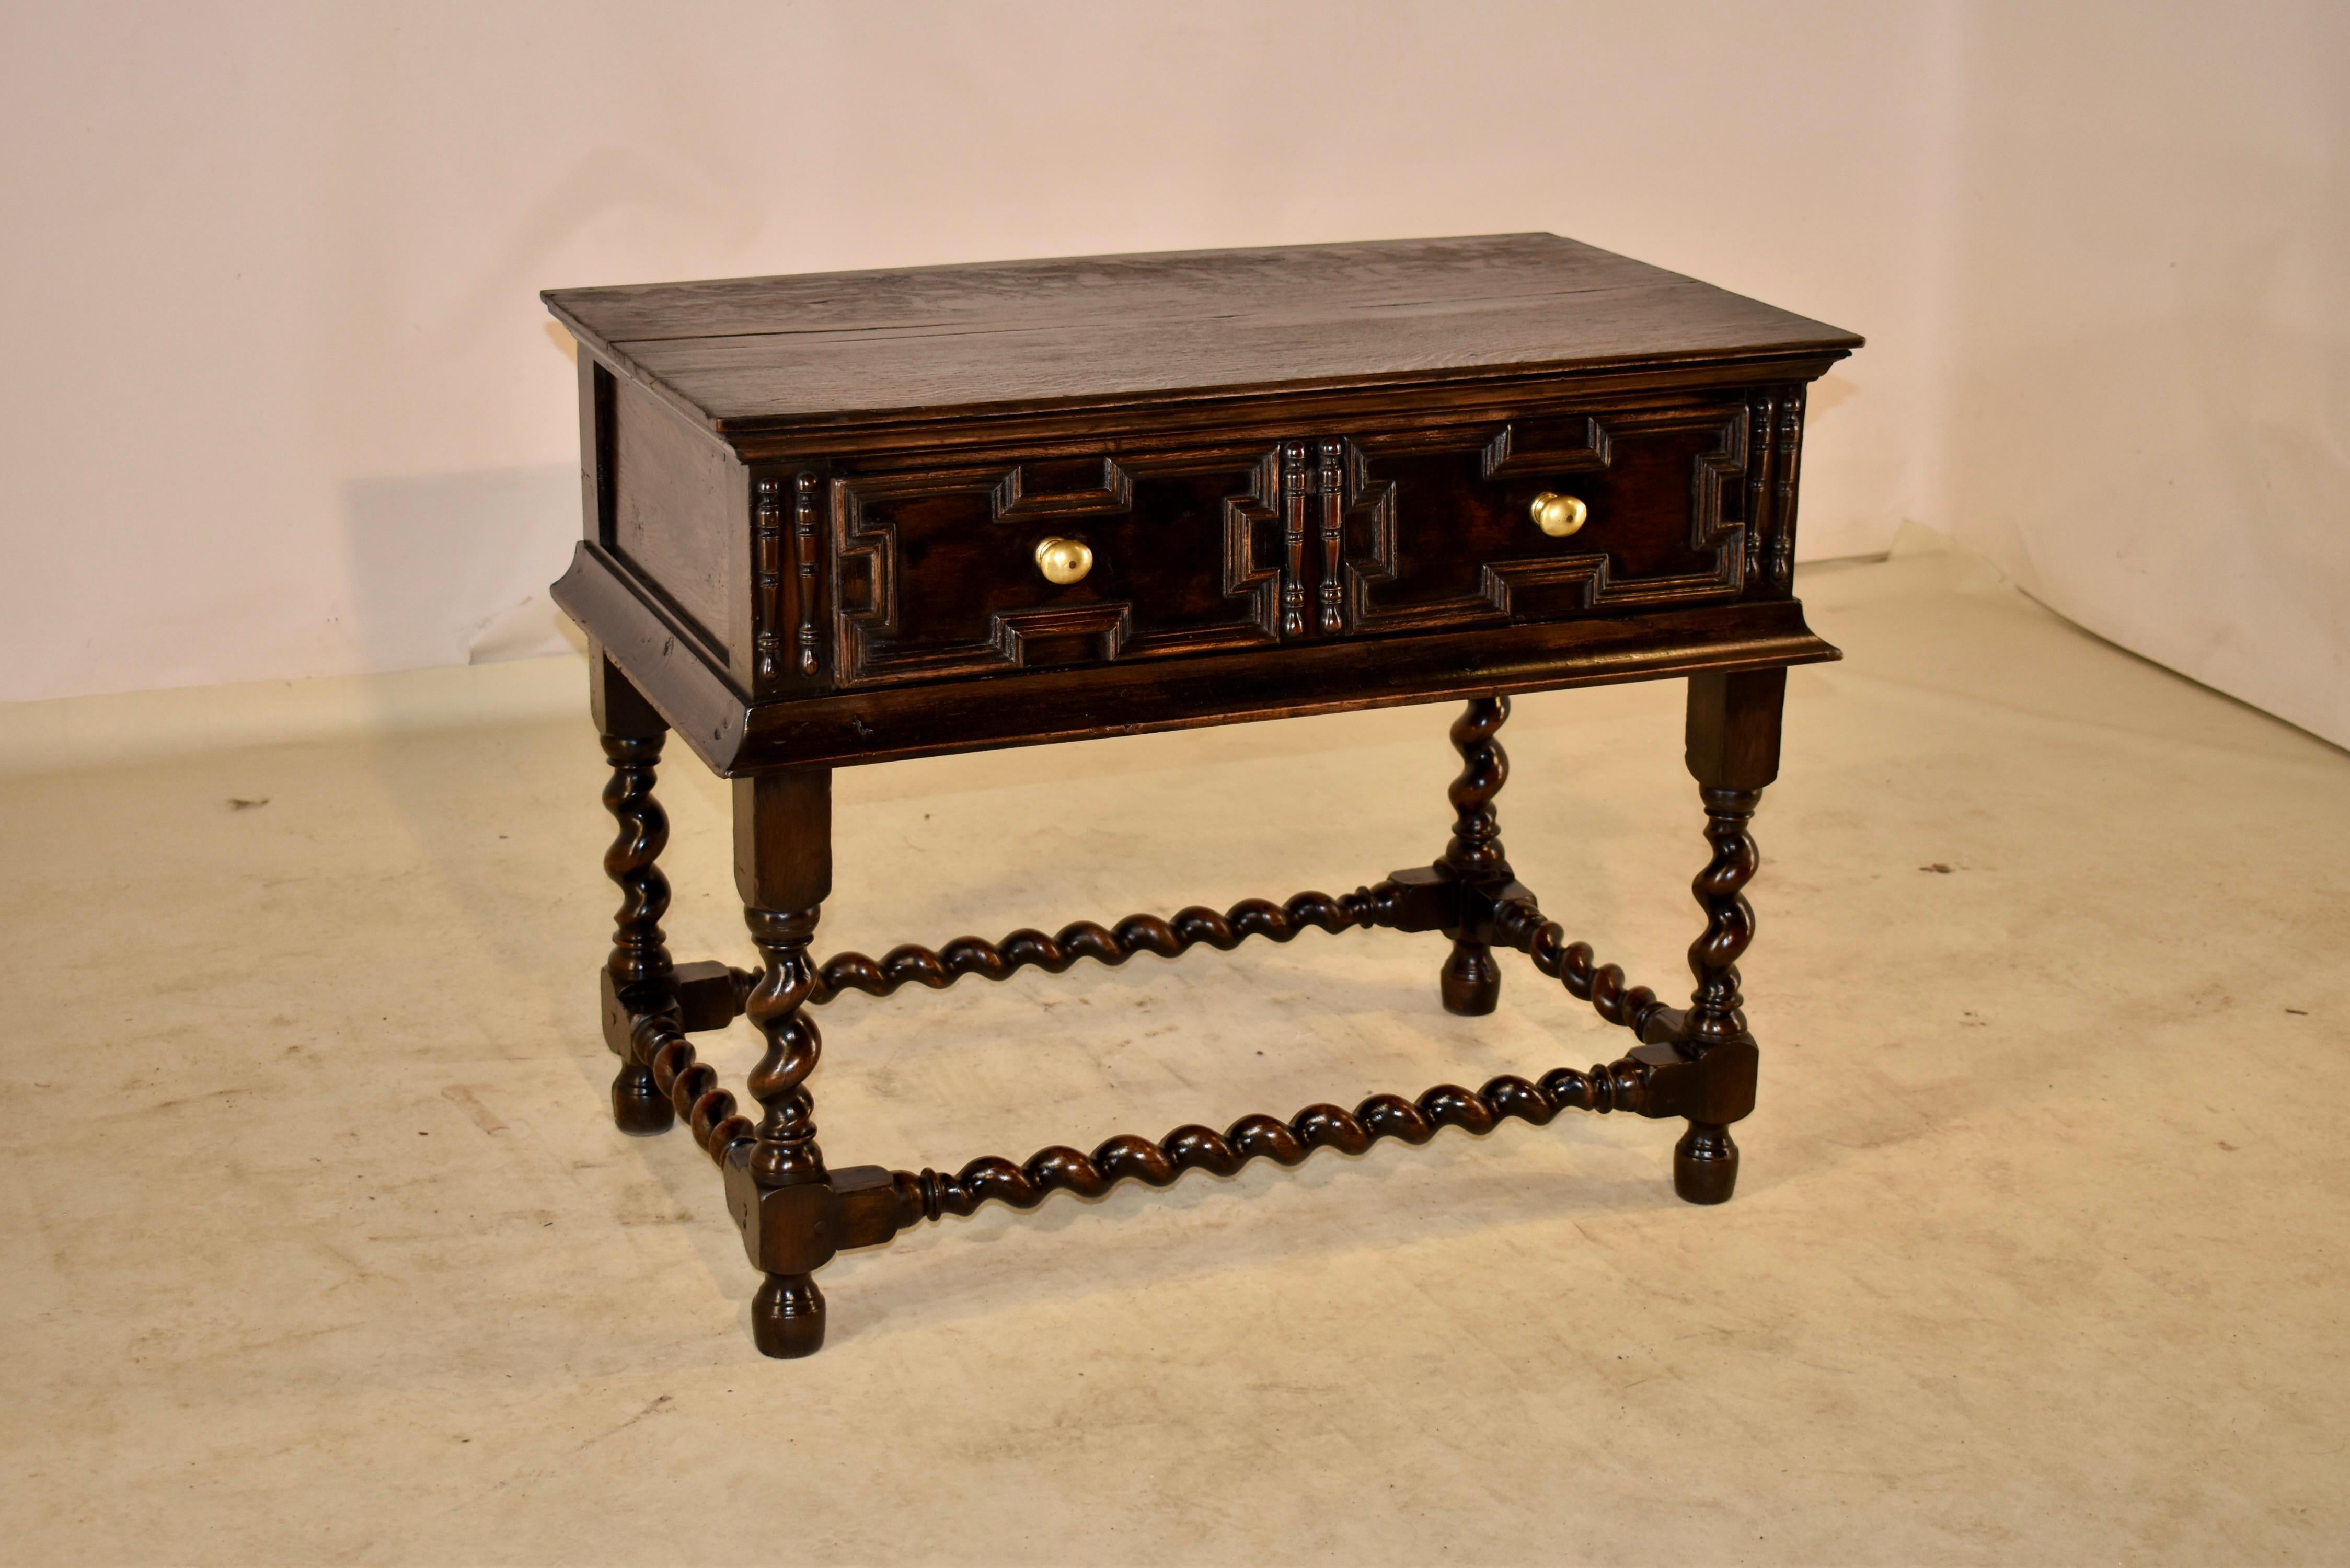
(611, 1064, 675, 1136)
(1439, 941, 1502, 1016)
(1674, 1121, 1739, 1204)
(752, 1272, 826, 1358)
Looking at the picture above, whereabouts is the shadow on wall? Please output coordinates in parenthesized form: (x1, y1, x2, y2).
(339, 464, 580, 673)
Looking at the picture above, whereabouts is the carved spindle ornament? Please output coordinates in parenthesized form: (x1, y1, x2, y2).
(1745, 395, 1776, 583)
(754, 478, 785, 678)
(1280, 441, 1308, 637)
(1316, 438, 1344, 635)
(1770, 393, 1803, 586)
(794, 473, 821, 674)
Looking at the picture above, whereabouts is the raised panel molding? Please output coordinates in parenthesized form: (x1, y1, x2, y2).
(1341, 406, 1751, 636)
(990, 604, 1133, 666)
(990, 456, 1135, 523)
(830, 449, 1285, 687)
(1480, 414, 1612, 477)
(1132, 446, 1285, 654)
(826, 409, 1763, 687)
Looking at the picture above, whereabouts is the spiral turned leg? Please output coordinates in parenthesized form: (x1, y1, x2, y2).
(1675, 670, 1784, 1205)
(745, 908, 827, 1187)
(734, 767, 837, 1358)
(1673, 787, 1762, 1203)
(1685, 787, 1762, 1051)
(1438, 695, 1513, 1016)
(742, 904, 828, 1356)
(601, 731, 676, 1137)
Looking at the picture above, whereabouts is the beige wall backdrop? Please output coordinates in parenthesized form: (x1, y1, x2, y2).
(1929, 4, 2348, 747)
(2, 2, 2343, 743)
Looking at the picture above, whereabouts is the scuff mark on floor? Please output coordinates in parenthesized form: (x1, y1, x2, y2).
(441, 1084, 509, 1135)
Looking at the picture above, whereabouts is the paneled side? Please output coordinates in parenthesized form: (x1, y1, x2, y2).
(610, 376, 743, 664)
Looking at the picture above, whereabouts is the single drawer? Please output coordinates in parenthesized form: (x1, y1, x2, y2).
(1333, 397, 1769, 636)
(826, 394, 1787, 689)
(830, 449, 1287, 688)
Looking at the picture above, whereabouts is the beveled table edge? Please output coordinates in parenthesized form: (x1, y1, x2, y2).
(552, 295, 1852, 455)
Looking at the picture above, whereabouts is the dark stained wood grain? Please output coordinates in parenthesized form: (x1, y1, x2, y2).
(732, 770, 832, 912)
(598, 693, 675, 1138)
(556, 537, 1833, 774)
(805, 389, 1767, 702)
(609, 377, 747, 672)
(722, 353, 1851, 464)
(899, 1053, 1664, 1220)
(557, 234, 1852, 1358)
(804, 887, 1388, 1006)
(829, 448, 1284, 687)
(736, 773, 833, 1357)
(550, 245, 1842, 774)
(1669, 667, 1785, 1204)
(1435, 696, 1513, 1017)
(586, 642, 663, 741)
(1685, 667, 1787, 792)
(547, 234, 1859, 435)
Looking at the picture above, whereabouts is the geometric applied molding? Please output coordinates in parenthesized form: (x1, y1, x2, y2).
(1342, 405, 1752, 636)
(1481, 415, 1612, 477)
(991, 458, 1134, 523)
(830, 448, 1284, 687)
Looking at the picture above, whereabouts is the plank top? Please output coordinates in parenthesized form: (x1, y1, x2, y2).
(545, 233, 1860, 433)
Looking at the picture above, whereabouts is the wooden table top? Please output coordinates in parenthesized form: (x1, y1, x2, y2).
(545, 233, 1860, 435)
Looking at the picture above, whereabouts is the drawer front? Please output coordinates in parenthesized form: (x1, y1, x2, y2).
(1335, 398, 1761, 636)
(825, 393, 1793, 689)
(831, 451, 1285, 688)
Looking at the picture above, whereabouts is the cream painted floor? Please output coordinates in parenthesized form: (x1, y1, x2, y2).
(4, 547, 2347, 1565)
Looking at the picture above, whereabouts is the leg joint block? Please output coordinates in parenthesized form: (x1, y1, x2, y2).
(600, 960, 747, 1057)
(722, 1154, 912, 1275)
(1626, 1039, 1757, 1125)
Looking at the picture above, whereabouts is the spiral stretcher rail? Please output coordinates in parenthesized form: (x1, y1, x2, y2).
(598, 688, 1772, 1357)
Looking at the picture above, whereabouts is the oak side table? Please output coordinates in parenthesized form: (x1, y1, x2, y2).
(546, 234, 1860, 1358)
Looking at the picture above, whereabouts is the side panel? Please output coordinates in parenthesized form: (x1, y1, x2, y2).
(602, 367, 748, 679)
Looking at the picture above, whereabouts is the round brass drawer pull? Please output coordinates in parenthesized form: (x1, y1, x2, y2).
(1530, 492, 1589, 538)
(1034, 536, 1093, 585)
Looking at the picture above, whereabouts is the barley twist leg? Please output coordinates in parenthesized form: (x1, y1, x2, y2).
(1675, 670, 1784, 1204)
(1439, 695, 1512, 1016)
(593, 652, 676, 1137)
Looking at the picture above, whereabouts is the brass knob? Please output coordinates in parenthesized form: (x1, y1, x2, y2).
(1034, 536, 1093, 585)
(1530, 492, 1589, 538)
